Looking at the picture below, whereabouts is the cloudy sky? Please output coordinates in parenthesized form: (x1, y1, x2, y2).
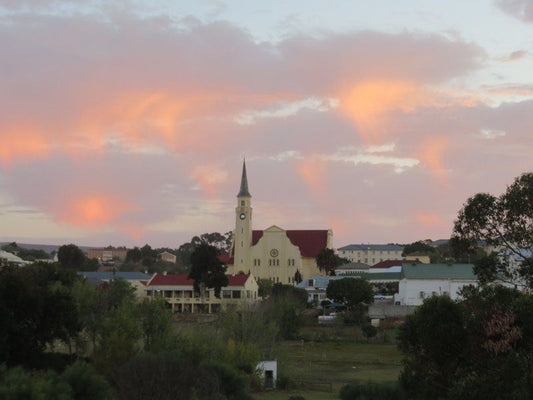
(1, 0, 532, 249)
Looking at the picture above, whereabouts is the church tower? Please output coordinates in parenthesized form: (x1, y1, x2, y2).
(233, 160, 253, 272)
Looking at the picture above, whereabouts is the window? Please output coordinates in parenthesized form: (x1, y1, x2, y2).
(419, 291, 425, 299)
(276, 259, 280, 266)
(222, 290, 231, 299)
(241, 200, 245, 206)
(308, 279, 314, 287)
(232, 290, 241, 299)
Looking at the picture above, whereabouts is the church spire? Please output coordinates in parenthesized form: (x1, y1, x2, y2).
(237, 159, 251, 197)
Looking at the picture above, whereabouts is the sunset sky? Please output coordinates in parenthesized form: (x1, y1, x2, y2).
(1, 0, 532, 249)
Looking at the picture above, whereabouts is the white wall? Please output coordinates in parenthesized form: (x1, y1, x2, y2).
(396, 279, 477, 306)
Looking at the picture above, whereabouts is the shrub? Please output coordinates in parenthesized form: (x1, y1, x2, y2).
(276, 374, 293, 389)
(339, 381, 406, 400)
(361, 324, 378, 338)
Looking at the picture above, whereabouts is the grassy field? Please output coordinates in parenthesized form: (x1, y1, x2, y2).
(253, 326, 402, 400)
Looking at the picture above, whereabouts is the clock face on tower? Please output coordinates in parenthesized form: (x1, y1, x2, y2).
(270, 249, 279, 257)
(239, 213, 246, 220)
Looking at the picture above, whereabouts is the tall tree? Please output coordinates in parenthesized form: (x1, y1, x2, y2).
(326, 278, 374, 310)
(316, 248, 344, 275)
(57, 244, 86, 269)
(188, 243, 228, 298)
(452, 172, 533, 288)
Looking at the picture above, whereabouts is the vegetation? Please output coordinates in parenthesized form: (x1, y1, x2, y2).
(1, 242, 50, 261)
(326, 278, 373, 311)
(453, 172, 533, 287)
(188, 242, 229, 298)
(398, 287, 533, 399)
(316, 248, 346, 275)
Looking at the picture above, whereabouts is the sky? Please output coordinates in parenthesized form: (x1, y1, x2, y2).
(0, 0, 532, 249)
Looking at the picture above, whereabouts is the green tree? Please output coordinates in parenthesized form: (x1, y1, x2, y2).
(188, 243, 228, 298)
(138, 298, 175, 352)
(326, 278, 374, 310)
(401, 240, 435, 257)
(316, 248, 345, 275)
(0, 264, 80, 367)
(57, 244, 86, 269)
(452, 172, 533, 288)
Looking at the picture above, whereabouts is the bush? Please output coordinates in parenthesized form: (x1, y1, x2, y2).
(339, 381, 406, 400)
(288, 396, 306, 400)
(362, 324, 378, 338)
(276, 374, 293, 389)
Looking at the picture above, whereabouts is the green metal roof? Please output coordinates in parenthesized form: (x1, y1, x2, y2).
(401, 263, 476, 280)
(359, 272, 402, 281)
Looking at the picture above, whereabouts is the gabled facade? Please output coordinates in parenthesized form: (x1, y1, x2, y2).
(145, 273, 258, 314)
(225, 161, 333, 283)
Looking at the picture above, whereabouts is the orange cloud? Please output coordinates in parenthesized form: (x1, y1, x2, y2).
(418, 136, 450, 185)
(0, 125, 49, 167)
(296, 157, 328, 195)
(339, 80, 423, 144)
(192, 165, 228, 198)
(56, 195, 138, 227)
(415, 211, 446, 227)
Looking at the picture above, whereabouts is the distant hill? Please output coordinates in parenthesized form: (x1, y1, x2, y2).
(0, 242, 92, 255)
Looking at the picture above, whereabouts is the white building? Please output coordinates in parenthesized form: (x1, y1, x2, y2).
(337, 244, 404, 265)
(395, 263, 477, 306)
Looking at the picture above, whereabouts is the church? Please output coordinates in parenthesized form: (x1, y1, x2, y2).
(223, 161, 333, 284)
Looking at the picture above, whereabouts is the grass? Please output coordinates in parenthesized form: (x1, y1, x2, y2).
(252, 326, 403, 399)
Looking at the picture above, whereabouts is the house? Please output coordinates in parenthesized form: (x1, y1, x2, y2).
(87, 247, 129, 263)
(337, 244, 404, 265)
(0, 250, 29, 268)
(335, 262, 371, 275)
(395, 263, 477, 306)
(160, 251, 177, 264)
(78, 271, 152, 298)
(224, 161, 333, 283)
(145, 273, 259, 314)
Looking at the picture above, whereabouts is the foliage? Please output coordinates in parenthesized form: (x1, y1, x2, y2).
(361, 324, 378, 338)
(339, 381, 406, 400)
(401, 240, 435, 257)
(116, 352, 251, 400)
(372, 282, 398, 295)
(316, 248, 344, 275)
(0, 264, 80, 367)
(0, 361, 113, 400)
(294, 269, 303, 284)
(264, 285, 308, 339)
(326, 278, 374, 311)
(257, 278, 274, 297)
(176, 231, 233, 270)
(1, 242, 51, 261)
(138, 298, 175, 352)
(57, 244, 86, 269)
(452, 172, 533, 288)
(188, 243, 228, 298)
(125, 244, 158, 269)
(398, 288, 533, 399)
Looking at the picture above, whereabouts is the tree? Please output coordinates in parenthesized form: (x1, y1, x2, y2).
(0, 264, 80, 367)
(398, 287, 533, 400)
(402, 240, 435, 257)
(188, 243, 228, 298)
(316, 248, 345, 275)
(57, 244, 86, 269)
(326, 278, 374, 310)
(176, 232, 233, 270)
(452, 172, 533, 288)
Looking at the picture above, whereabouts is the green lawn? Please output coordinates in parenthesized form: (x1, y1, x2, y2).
(252, 332, 402, 400)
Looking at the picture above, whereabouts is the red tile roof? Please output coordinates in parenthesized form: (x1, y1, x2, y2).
(371, 259, 420, 269)
(252, 229, 328, 258)
(218, 253, 234, 264)
(147, 273, 250, 287)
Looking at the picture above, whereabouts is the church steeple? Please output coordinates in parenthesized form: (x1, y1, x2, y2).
(237, 159, 251, 198)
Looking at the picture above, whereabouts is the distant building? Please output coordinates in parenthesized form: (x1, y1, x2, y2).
(79, 271, 152, 298)
(337, 244, 404, 265)
(297, 270, 401, 304)
(0, 250, 28, 268)
(395, 263, 477, 306)
(145, 273, 258, 314)
(335, 262, 371, 275)
(224, 161, 333, 283)
(87, 247, 129, 262)
(160, 251, 177, 264)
